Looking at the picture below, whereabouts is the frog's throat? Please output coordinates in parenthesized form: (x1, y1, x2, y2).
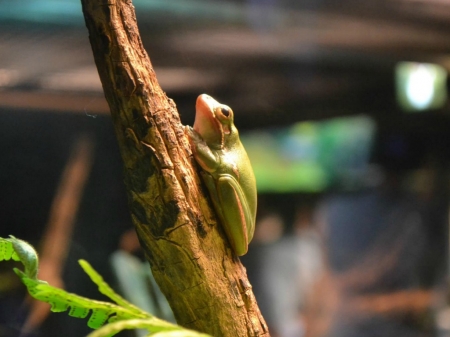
(194, 111, 224, 148)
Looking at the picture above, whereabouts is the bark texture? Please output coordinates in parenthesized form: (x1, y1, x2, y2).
(80, 1, 270, 336)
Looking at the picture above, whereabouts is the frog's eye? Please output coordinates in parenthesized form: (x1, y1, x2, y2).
(221, 107, 230, 117)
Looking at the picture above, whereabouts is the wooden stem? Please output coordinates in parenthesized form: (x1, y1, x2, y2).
(80, 1, 270, 336)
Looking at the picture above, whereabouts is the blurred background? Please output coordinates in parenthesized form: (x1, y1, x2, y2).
(1, 0, 450, 336)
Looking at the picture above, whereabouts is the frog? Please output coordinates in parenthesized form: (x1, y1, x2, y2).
(185, 94, 257, 256)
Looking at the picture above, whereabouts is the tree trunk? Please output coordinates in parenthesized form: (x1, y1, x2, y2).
(80, 1, 270, 336)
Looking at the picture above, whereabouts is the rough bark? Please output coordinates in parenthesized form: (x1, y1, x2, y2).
(80, 1, 270, 336)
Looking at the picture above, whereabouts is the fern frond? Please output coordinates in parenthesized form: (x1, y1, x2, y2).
(13, 265, 151, 330)
(8, 236, 151, 332)
(0, 237, 20, 262)
(79, 259, 147, 316)
(3, 236, 212, 337)
(86, 318, 210, 337)
(150, 330, 212, 337)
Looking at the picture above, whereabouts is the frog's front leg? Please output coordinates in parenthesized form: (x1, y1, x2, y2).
(185, 126, 218, 173)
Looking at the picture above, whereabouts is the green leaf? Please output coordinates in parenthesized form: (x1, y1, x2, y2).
(2, 236, 212, 337)
(13, 268, 150, 329)
(0, 237, 20, 262)
(150, 331, 212, 337)
(86, 319, 210, 337)
(6, 236, 151, 334)
(79, 259, 147, 316)
(9, 236, 39, 280)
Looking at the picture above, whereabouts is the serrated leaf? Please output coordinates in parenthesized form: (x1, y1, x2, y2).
(2, 236, 212, 337)
(151, 331, 212, 337)
(79, 259, 147, 316)
(0, 237, 20, 262)
(86, 318, 210, 337)
(13, 268, 150, 329)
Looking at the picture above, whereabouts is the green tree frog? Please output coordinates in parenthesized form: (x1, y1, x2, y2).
(186, 94, 257, 256)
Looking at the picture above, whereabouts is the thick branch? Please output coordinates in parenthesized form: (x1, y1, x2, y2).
(80, 1, 269, 336)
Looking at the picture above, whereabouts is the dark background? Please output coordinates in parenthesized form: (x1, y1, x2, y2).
(1, 1, 450, 336)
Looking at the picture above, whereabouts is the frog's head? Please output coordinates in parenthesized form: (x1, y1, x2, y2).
(193, 94, 235, 149)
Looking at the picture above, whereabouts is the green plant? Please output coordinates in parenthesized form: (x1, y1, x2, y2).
(0, 236, 210, 337)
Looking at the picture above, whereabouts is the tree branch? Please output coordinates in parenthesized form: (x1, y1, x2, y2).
(80, 1, 269, 336)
